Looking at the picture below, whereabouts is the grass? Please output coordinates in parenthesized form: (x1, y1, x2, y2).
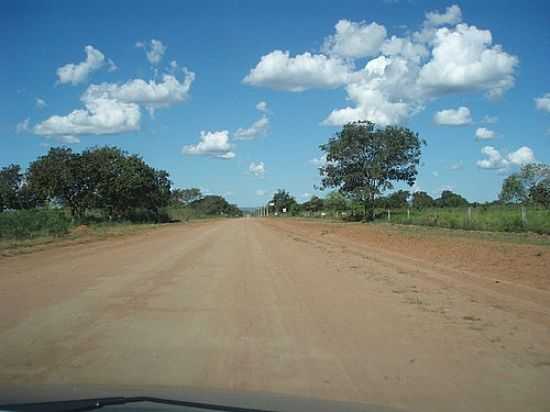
(0, 220, 162, 256)
(384, 206, 550, 235)
(0, 209, 71, 240)
(0, 205, 227, 256)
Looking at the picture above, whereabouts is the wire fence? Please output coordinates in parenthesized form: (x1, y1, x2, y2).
(294, 206, 550, 235)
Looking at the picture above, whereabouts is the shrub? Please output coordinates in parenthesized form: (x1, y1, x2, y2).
(0, 209, 71, 239)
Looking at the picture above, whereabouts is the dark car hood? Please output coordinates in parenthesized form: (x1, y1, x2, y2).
(0, 384, 405, 412)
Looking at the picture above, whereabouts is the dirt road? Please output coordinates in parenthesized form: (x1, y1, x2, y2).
(1, 218, 549, 411)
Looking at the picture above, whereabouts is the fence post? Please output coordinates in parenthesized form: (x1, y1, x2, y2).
(387, 209, 391, 222)
(467, 207, 472, 223)
(521, 206, 527, 226)
(407, 208, 410, 221)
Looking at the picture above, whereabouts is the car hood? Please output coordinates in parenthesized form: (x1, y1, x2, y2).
(0, 384, 405, 412)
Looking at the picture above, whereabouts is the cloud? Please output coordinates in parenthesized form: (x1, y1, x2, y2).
(475, 127, 495, 140)
(322, 19, 387, 59)
(234, 116, 269, 140)
(182, 130, 235, 159)
(16, 118, 30, 134)
(323, 56, 415, 126)
(46, 135, 81, 144)
(481, 115, 498, 124)
(33, 98, 141, 137)
(244, 4, 518, 126)
(82, 70, 195, 114)
(35, 98, 47, 109)
(309, 154, 328, 167)
(256, 101, 268, 113)
(433, 106, 472, 125)
(301, 192, 312, 199)
(424, 4, 462, 27)
(477, 146, 535, 170)
(535, 93, 550, 112)
(432, 171, 439, 177)
(34, 66, 194, 139)
(417, 24, 518, 98)
(449, 160, 464, 171)
(256, 189, 266, 196)
(57, 45, 115, 85)
(136, 39, 167, 65)
(249, 161, 265, 177)
(243, 50, 351, 91)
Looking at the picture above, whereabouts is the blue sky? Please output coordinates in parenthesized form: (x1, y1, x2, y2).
(2, 0, 549, 207)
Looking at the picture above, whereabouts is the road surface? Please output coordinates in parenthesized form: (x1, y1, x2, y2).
(1, 218, 549, 411)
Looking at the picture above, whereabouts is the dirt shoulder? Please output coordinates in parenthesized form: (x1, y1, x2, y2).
(264, 218, 550, 292)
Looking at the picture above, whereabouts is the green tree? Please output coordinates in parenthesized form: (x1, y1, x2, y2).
(319, 121, 424, 221)
(529, 183, 550, 207)
(324, 191, 349, 212)
(499, 163, 550, 206)
(302, 195, 324, 212)
(499, 175, 527, 204)
(411, 191, 435, 209)
(0, 164, 23, 211)
(190, 195, 241, 216)
(27, 146, 171, 220)
(26, 148, 89, 218)
(435, 190, 469, 207)
(171, 188, 202, 205)
(271, 189, 297, 214)
(81, 147, 171, 219)
(382, 190, 410, 209)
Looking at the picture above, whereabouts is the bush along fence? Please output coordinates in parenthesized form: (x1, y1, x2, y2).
(292, 206, 550, 235)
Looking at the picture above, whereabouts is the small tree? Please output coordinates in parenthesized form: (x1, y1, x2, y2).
(302, 196, 324, 213)
(320, 121, 424, 221)
(26, 148, 89, 218)
(0, 164, 23, 211)
(271, 189, 297, 214)
(171, 188, 202, 205)
(411, 191, 435, 209)
(324, 191, 349, 213)
(435, 190, 469, 207)
(499, 175, 527, 204)
(499, 163, 550, 207)
(382, 190, 410, 209)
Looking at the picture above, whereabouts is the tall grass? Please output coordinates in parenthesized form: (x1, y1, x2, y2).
(385, 206, 550, 235)
(0, 209, 72, 239)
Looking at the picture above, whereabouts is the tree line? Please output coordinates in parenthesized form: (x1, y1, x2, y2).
(265, 121, 549, 219)
(0, 146, 241, 222)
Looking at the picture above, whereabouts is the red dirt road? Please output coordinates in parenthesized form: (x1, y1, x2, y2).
(1, 218, 549, 411)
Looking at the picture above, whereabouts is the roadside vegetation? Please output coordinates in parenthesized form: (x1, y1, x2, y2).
(256, 121, 550, 235)
(0, 147, 241, 245)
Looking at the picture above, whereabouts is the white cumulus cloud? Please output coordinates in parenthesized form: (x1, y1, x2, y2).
(535, 93, 550, 112)
(234, 116, 269, 140)
(256, 101, 268, 113)
(256, 189, 266, 196)
(137, 39, 167, 65)
(249, 161, 265, 177)
(322, 19, 387, 59)
(57, 45, 115, 85)
(475, 127, 495, 140)
(418, 24, 518, 98)
(424, 4, 462, 27)
(82, 70, 195, 114)
(243, 3, 518, 127)
(477, 146, 535, 170)
(35, 98, 47, 109)
(33, 98, 141, 137)
(243, 50, 351, 92)
(182, 130, 235, 159)
(433, 106, 472, 125)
